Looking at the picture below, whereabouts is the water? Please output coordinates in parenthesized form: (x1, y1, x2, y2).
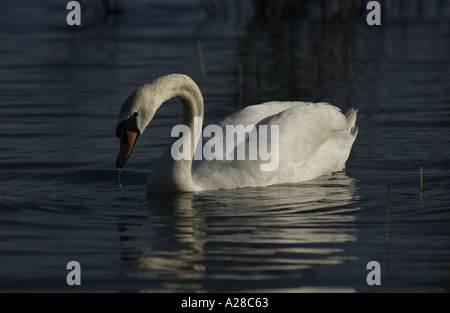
(118, 169, 123, 191)
(1, 0, 450, 292)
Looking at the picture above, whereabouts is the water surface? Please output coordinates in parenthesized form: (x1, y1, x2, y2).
(1, 0, 449, 292)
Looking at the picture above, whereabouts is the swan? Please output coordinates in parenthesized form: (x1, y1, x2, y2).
(115, 74, 358, 193)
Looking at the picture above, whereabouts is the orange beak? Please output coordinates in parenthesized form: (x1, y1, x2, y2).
(116, 130, 139, 168)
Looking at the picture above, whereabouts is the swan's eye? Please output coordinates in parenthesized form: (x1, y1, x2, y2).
(133, 112, 139, 118)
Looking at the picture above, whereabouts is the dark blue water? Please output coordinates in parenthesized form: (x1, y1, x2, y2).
(1, 0, 449, 292)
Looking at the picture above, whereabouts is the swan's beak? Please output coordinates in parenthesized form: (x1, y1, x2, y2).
(116, 130, 139, 168)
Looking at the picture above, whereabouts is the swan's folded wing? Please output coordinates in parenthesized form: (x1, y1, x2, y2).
(264, 102, 346, 162)
(193, 101, 354, 189)
(216, 101, 301, 128)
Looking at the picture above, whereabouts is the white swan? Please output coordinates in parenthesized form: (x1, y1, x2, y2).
(116, 74, 358, 193)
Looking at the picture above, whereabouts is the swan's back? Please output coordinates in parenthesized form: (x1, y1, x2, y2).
(192, 101, 357, 190)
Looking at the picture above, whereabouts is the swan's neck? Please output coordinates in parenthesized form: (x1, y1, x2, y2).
(146, 74, 204, 193)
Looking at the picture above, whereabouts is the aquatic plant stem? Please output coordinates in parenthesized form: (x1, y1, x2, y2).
(419, 166, 423, 194)
(196, 40, 207, 92)
(386, 185, 391, 239)
(238, 45, 243, 106)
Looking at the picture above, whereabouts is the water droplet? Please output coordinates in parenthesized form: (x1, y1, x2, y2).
(118, 169, 123, 191)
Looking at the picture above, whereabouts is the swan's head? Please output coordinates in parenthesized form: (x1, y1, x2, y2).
(115, 85, 158, 168)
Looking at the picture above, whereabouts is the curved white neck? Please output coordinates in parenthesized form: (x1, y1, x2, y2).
(145, 74, 204, 193)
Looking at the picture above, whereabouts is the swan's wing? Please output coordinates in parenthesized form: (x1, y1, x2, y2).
(273, 102, 358, 182)
(267, 102, 347, 159)
(193, 102, 356, 189)
(215, 101, 348, 163)
(216, 101, 301, 127)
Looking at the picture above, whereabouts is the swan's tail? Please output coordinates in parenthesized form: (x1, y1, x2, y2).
(345, 108, 358, 137)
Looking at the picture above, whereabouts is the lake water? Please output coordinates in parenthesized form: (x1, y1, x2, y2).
(1, 0, 449, 292)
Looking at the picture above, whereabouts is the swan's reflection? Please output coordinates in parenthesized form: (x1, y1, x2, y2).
(118, 192, 206, 292)
(118, 172, 359, 292)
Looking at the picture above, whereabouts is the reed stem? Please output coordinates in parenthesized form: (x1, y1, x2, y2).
(238, 45, 243, 106)
(196, 40, 207, 91)
(386, 185, 391, 239)
(419, 166, 423, 194)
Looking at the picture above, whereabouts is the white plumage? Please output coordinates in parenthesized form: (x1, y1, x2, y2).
(115, 74, 358, 193)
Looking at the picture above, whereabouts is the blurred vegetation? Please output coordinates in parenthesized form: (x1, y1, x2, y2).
(198, 0, 447, 21)
(95, 0, 448, 22)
